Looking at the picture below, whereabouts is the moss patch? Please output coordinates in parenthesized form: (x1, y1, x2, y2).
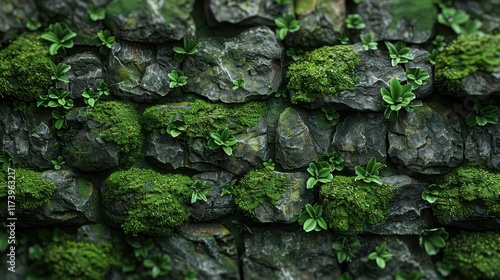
(104, 168, 192, 236)
(320, 175, 394, 234)
(286, 45, 360, 104)
(0, 33, 52, 101)
(389, 0, 437, 31)
(435, 33, 500, 93)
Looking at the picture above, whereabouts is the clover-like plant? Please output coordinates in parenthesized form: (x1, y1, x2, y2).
(125, 235, 154, 259)
(395, 270, 427, 280)
(321, 107, 340, 127)
(384, 41, 414, 66)
(368, 241, 393, 269)
(51, 156, 65, 170)
(274, 89, 287, 98)
(298, 203, 328, 232)
(466, 103, 499, 127)
(318, 152, 344, 172)
(406, 68, 430, 90)
(13, 100, 26, 112)
(87, 3, 106, 21)
(38, 87, 74, 110)
(190, 181, 213, 203)
(339, 35, 349, 45)
(40, 22, 77, 56)
(96, 30, 116, 54)
(82, 87, 100, 108)
(419, 227, 448, 256)
(286, 48, 304, 61)
(220, 179, 237, 197)
(232, 78, 245, 90)
(49, 60, 71, 83)
(143, 253, 171, 279)
(346, 14, 365, 29)
(360, 34, 378, 50)
(421, 184, 440, 204)
(432, 35, 447, 52)
(306, 161, 334, 189)
(26, 17, 41, 31)
(0, 152, 13, 173)
(97, 81, 110, 96)
(168, 70, 188, 88)
(427, 49, 439, 65)
(173, 36, 201, 63)
(263, 159, 275, 171)
(332, 236, 360, 263)
(459, 19, 483, 36)
(437, 7, 470, 34)
(275, 13, 301, 40)
(166, 120, 188, 138)
(207, 127, 238, 156)
(381, 77, 415, 121)
(51, 107, 70, 130)
(354, 156, 386, 185)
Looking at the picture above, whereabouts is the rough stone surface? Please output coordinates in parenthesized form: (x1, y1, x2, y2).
(183, 26, 283, 103)
(0, 0, 37, 42)
(388, 102, 463, 175)
(58, 52, 104, 100)
(207, 0, 289, 26)
(436, 203, 500, 231)
(242, 228, 340, 279)
(460, 68, 500, 97)
(145, 132, 185, 170)
(464, 113, 500, 172)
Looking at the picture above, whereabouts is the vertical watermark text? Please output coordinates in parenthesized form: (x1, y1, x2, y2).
(6, 167, 16, 273)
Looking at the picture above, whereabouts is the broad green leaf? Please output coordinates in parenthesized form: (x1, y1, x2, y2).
(317, 217, 327, 230)
(305, 204, 315, 217)
(303, 218, 317, 232)
(306, 177, 318, 189)
(376, 257, 386, 269)
(222, 146, 233, 156)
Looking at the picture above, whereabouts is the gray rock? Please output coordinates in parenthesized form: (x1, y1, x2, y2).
(388, 102, 463, 175)
(436, 202, 500, 231)
(207, 0, 289, 26)
(253, 171, 313, 223)
(183, 26, 283, 103)
(455, 0, 500, 33)
(464, 113, 500, 172)
(104, 0, 195, 43)
(242, 228, 340, 279)
(57, 52, 104, 100)
(0, 0, 37, 42)
(145, 133, 185, 170)
(406, 47, 434, 98)
(158, 223, 240, 280)
(332, 113, 387, 170)
(460, 68, 500, 97)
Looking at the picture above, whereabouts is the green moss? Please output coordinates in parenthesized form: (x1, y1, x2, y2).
(85, 101, 143, 167)
(320, 175, 394, 234)
(389, 0, 437, 31)
(0, 33, 52, 101)
(233, 168, 287, 217)
(431, 166, 500, 222)
(0, 169, 56, 211)
(141, 100, 267, 140)
(435, 33, 500, 93)
(444, 231, 500, 280)
(286, 45, 360, 104)
(104, 168, 192, 236)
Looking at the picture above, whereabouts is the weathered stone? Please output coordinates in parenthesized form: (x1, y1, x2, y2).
(57, 52, 104, 100)
(388, 102, 463, 175)
(406, 47, 434, 98)
(436, 202, 500, 231)
(242, 227, 340, 279)
(207, 0, 290, 26)
(183, 26, 283, 103)
(460, 68, 500, 97)
(0, 0, 37, 42)
(464, 112, 500, 172)
(145, 132, 185, 170)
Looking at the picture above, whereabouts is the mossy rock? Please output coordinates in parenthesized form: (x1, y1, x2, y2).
(444, 231, 500, 280)
(103, 168, 192, 236)
(286, 45, 360, 104)
(0, 32, 52, 101)
(320, 175, 394, 234)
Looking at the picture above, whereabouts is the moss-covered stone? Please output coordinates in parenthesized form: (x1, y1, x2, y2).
(0, 33, 52, 101)
(286, 45, 360, 104)
(320, 175, 394, 234)
(389, 0, 437, 31)
(85, 101, 143, 167)
(104, 168, 192, 236)
(435, 33, 500, 93)
(431, 166, 500, 222)
(444, 231, 500, 280)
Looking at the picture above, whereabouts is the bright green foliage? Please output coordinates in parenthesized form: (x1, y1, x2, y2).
(97, 30, 116, 54)
(321, 107, 340, 126)
(406, 68, 430, 90)
(37, 87, 74, 110)
(88, 3, 106, 21)
(433, 35, 447, 52)
(360, 34, 378, 50)
(421, 184, 440, 203)
(435, 34, 500, 93)
(437, 7, 470, 34)
(368, 241, 393, 269)
(97, 81, 110, 96)
(384, 41, 414, 66)
(173, 36, 201, 63)
(220, 179, 237, 196)
(207, 127, 238, 156)
(82, 81, 111, 108)
(431, 166, 500, 222)
(298, 203, 328, 232)
(26, 17, 41, 31)
(274, 13, 301, 40)
(318, 152, 344, 171)
(346, 14, 365, 29)
(286, 45, 360, 103)
(263, 159, 275, 171)
(51, 156, 65, 170)
(0, 168, 56, 211)
(459, 19, 483, 36)
(466, 104, 498, 127)
(395, 270, 426, 280)
(419, 227, 448, 256)
(40, 22, 77, 56)
(286, 48, 304, 61)
(339, 35, 349, 45)
(332, 236, 360, 263)
(380, 77, 415, 121)
(306, 161, 334, 189)
(86, 101, 143, 167)
(321, 175, 394, 234)
(232, 78, 245, 90)
(0, 152, 13, 173)
(0, 33, 52, 101)
(48, 60, 71, 83)
(354, 156, 387, 185)
(168, 70, 188, 88)
(190, 181, 213, 203)
(427, 49, 439, 65)
(233, 168, 287, 217)
(104, 168, 192, 236)
(143, 253, 171, 278)
(51, 107, 70, 130)
(444, 231, 500, 280)
(166, 120, 188, 138)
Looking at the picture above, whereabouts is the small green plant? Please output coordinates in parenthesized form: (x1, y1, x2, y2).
(220, 179, 237, 196)
(96, 30, 116, 54)
(173, 36, 202, 63)
(427, 49, 439, 65)
(40, 22, 77, 56)
(339, 273, 354, 280)
(360, 34, 378, 50)
(384, 41, 414, 66)
(143, 253, 171, 278)
(395, 270, 426, 280)
(29, 244, 45, 261)
(0, 152, 13, 173)
(126, 236, 154, 259)
(166, 120, 188, 138)
(37, 87, 74, 110)
(354, 156, 386, 185)
(88, 3, 106, 21)
(321, 107, 340, 126)
(48, 60, 71, 83)
(437, 7, 470, 34)
(274, 13, 301, 40)
(207, 127, 238, 156)
(318, 152, 344, 171)
(368, 241, 393, 269)
(97, 81, 111, 96)
(332, 236, 360, 263)
(435, 260, 453, 277)
(232, 78, 245, 90)
(433, 35, 446, 52)
(12, 100, 26, 112)
(51, 156, 65, 170)
(459, 19, 483, 35)
(419, 227, 448, 256)
(339, 35, 349, 45)
(298, 203, 328, 232)
(82, 82, 111, 108)
(26, 17, 41, 31)
(421, 184, 440, 203)
(381, 77, 415, 121)
(274, 89, 287, 98)
(405, 68, 430, 90)
(286, 48, 304, 61)
(263, 159, 275, 171)
(51, 107, 70, 130)
(345, 14, 366, 29)
(466, 104, 499, 126)
(306, 161, 334, 189)
(190, 181, 213, 203)
(168, 70, 188, 88)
